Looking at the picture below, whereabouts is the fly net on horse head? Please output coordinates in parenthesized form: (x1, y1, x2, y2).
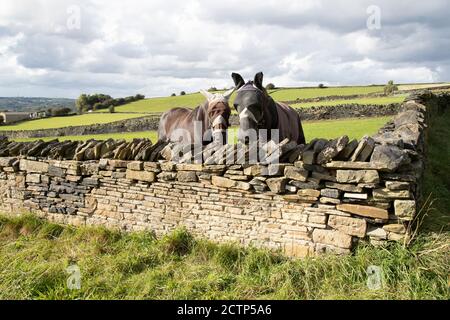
(231, 72, 306, 146)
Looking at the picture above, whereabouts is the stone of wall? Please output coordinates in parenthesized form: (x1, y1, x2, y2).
(0, 92, 447, 257)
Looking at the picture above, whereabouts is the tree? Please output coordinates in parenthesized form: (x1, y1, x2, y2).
(75, 94, 88, 114)
(318, 83, 326, 88)
(171, 93, 176, 97)
(51, 107, 71, 116)
(266, 83, 275, 90)
(207, 87, 217, 92)
(108, 105, 115, 113)
(384, 80, 398, 95)
(180, 91, 186, 96)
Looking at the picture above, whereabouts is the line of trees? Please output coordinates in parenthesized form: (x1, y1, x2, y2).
(76, 94, 145, 114)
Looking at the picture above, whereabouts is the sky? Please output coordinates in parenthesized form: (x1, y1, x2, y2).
(0, 0, 449, 98)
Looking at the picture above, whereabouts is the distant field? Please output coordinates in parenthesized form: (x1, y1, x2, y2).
(96, 85, 386, 114)
(292, 96, 405, 108)
(13, 116, 391, 143)
(0, 113, 147, 131)
(398, 83, 450, 90)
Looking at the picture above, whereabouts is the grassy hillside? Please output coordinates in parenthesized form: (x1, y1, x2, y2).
(0, 113, 148, 131)
(292, 96, 405, 108)
(97, 86, 385, 113)
(13, 116, 392, 143)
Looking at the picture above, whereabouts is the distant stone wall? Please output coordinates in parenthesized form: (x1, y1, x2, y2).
(0, 103, 400, 139)
(0, 92, 447, 257)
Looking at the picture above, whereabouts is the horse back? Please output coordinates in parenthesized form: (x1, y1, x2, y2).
(275, 102, 306, 144)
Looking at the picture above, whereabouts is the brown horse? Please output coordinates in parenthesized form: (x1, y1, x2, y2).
(231, 72, 306, 145)
(158, 89, 234, 145)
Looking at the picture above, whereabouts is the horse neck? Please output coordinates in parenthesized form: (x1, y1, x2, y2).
(195, 101, 210, 132)
(262, 95, 278, 130)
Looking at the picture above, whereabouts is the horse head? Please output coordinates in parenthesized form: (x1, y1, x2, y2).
(199, 88, 234, 144)
(231, 72, 275, 144)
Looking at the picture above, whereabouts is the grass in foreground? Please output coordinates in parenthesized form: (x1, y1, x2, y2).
(13, 116, 392, 143)
(0, 113, 148, 131)
(0, 214, 448, 300)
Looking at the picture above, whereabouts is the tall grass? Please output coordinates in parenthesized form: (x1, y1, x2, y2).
(0, 214, 448, 300)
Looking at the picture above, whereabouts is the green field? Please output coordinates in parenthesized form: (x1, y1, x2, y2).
(292, 96, 405, 108)
(0, 113, 148, 131)
(13, 116, 391, 143)
(95, 85, 386, 114)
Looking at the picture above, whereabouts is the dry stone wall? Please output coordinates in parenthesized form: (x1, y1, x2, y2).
(0, 92, 448, 257)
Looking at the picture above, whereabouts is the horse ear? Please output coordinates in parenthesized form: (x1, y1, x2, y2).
(231, 73, 245, 89)
(222, 88, 235, 101)
(254, 72, 264, 90)
(200, 89, 214, 102)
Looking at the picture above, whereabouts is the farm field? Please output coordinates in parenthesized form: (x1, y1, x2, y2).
(13, 116, 392, 143)
(96, 85, 386, 114)
(0, 113, 147, 131)
(291, 96, 405, 108)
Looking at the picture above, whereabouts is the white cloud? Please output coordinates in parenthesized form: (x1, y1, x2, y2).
(0, 0, 449, 98)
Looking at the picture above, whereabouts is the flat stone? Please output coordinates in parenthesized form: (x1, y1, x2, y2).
(157, 171, 177, 181)
(394, 200, 416, 220)
(370, 144, 411, 172)
(289, 180, 320, 190)
(243, 164, 268, 176)
(312, 229, 353, 249)
(343, 192, 368, 200)
(383, 224, 406, 233)
(26, 173, 41, 183)
(266, 177, 287, 193)
(373, 188, 410, 200)
(176, 171, 198, 182)
(366, 226, 387, 239)
(176, 163, 203, 171)
(267, 163, 288, 176)
(336, 204, 389, 219)
(320, 188, 340, 199)
(319, 197, 341, 205)
(385, 181, 410, 191)
(328, 215, 367, 237)
(211, 176, 235, 188)
(316, 135, 349, 164)
(350, 135, 375, 161)
(108, 160, 129, 168)
(311, 171, 336, 182)
(302, 150, 315, 165)
(127, 161, 143, 171)
(297, 189, 320, 197)
(336, 170, 379, 184)
(234, 181, 252, 191)
(325, 182, 363, 193)
(125, 169, 155, 182)
(284, 166, 308, 182)
(337, 139, 358, 160)
(19, 159, 49, 173)
(325, 161, 387, 170)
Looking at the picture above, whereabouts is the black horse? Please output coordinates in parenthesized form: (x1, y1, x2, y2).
(231, 72, 306, 145)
